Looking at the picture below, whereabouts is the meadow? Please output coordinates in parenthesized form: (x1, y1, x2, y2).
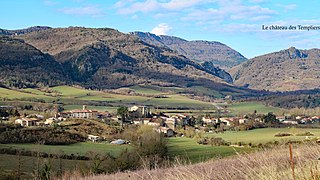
(0, 142, 132, 157)
(219, 101, 283, 115)
(0, 142, 132, 179)
(1, 128, 319, 179)
(0, 85, 285, 116)
(167, 137, 251, 163)
(0, 138, 250, 179)
(0, 85, 215, 110)
(0, 154, 87, 179)
(206, 128, 320, 145)
(0, 138, 247, 164)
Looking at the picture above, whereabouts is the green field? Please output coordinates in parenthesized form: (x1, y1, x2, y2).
(0, 142, 132, 157)
(0, 85, 216, 110)
(0, 88, 54, 101)
(128, 85, 165, 95)
(0, 139, 246, 164)
(189, 86, 223, 98)
(0, 138, 250, 178)
(206, 128, 320, 145)
(0, 142, 131, 179)
(145, 94, 213, 108)
(0, 85, 286, 113)
(63, 105, 119, 113)
(224, 102, 283, 115)
(51, 86, 148, 103)
(2, 128, 318, 177)
(0, 154, 87, 179)
(0, 85, 285, 117)
(167, 137, 251, 163)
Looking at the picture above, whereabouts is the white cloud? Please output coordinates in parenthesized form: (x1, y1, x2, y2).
(250, 15, 271, 21)
(151, 23, 172, 35)
(60, 5, 104, 17)
(116, 0, 212, 14)
(219, 23, 260, 33)
(249, 0, 267, 3)
(162, 0, 208, 11)
(114, 0, 138, 9)
(117, 0, 159, 14)
(183, 3, 276, 22)
(114, 0, 279, 35)
(276, 4, 297, 12)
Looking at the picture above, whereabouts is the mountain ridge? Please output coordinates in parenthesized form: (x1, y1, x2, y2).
(0, 27, 261, 98)
(18, 27, 236, 86)
(130, 31, 247, 69)
(4, 26, 317, 95)
(230, 47, 320, 91)
(0, 26, 51, 35)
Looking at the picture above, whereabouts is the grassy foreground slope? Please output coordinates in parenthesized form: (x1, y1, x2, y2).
(0, 154, 86, 179)
(75, 143, 320, 180)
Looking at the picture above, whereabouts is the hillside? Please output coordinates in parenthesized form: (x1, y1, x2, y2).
(131, 32, 247, 69)
(15, 27, 255, 96)
(69, 144, 320, 180)
(19, 27, 233, 83)
(230, 47, 320, 91)
(0, 36, 67, 88)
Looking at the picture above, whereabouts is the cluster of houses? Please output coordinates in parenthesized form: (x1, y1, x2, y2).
(14, 105, 112, 127)
(201, 114, 320, 126)
(202, 116, 248, 126)
(11, 104, 320, 143)
(15, 114, 66, 127)
(276, 115, 320, 125)
(131, 113, 189, 137)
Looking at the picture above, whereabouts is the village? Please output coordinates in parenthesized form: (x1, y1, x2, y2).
(2, 104, 319, 144)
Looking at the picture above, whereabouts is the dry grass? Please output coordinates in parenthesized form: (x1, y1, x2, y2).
(62, 143, 320, 180)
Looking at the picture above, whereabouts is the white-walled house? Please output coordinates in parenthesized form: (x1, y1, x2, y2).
(15, 118, 40, 127)
(62, 105, 98, 119)
(88, 135, 101, 142)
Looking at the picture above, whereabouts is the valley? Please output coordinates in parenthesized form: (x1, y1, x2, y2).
(0, 26, 319, 180)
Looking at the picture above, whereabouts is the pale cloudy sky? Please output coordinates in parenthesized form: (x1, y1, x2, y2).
(1, 0, 320, 58)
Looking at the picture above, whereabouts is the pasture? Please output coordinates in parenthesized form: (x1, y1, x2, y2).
(206, 128, 320, 145)
(0, 85, 216, 110)
(223, 101, 283, 115)
(167, 137, 252, 163)
(0, 154, 87, 179)
(0, 142, 132, 157)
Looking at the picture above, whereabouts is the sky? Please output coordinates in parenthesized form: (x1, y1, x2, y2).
(1, 0, 320, 58)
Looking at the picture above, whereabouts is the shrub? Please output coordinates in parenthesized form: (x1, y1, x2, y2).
(274, 132, 292, 137)
(184, 128, 196, 138)
(295, 131, 314, 136)
(197, 137, 228, 146)
(210, 137, 228, 146)
(0, 126, 84, 145)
